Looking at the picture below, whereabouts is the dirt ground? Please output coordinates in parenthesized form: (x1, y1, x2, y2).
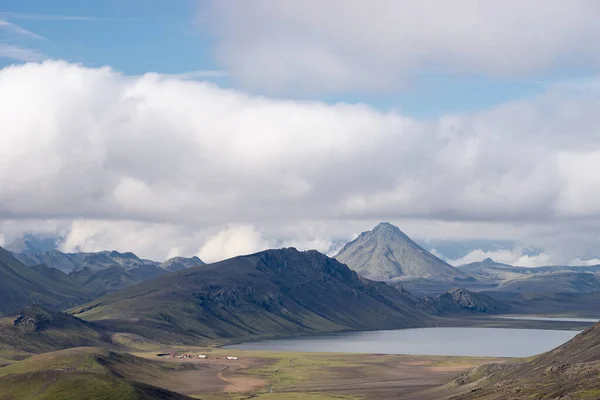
(137, 350, 509, 399)
(276, 354, 507, 400)
(142, 355, 272, 395)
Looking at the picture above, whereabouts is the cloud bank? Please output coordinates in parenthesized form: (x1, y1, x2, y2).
(2, 61, 600, 262)
(202, 0, 600, 93)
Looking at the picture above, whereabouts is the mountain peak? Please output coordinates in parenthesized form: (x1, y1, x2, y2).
(482, 257, 496, 264)
(336, 222, 470, 281)
(372, 222, 404, 235)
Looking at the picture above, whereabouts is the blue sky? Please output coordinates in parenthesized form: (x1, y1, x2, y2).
(1, 0, 593, 118)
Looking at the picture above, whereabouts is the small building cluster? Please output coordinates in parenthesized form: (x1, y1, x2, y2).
(166, 353, 238, 360)
(167, 353, 206, 359)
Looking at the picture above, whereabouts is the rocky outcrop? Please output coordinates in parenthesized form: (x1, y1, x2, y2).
(423, 288, 511, 315)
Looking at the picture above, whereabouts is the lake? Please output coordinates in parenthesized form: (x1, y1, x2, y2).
(225, 327, 581, 357)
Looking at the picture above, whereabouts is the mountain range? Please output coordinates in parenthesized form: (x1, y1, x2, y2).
(335, 222, 473, 282)
(13, 249, 205, 275)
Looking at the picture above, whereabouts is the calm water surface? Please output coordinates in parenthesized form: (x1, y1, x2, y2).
(225, 327, 580, 357)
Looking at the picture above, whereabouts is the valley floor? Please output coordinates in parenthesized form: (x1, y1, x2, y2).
(134, 348, 511, 400)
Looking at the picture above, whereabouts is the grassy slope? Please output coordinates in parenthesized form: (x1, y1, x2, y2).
(71, 248, 431, 345)
(0, 247, 92, 317)
(0, 307, 113, 362)
(0, 347, 193, 400)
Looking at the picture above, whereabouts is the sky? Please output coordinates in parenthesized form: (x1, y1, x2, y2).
(2, 1, 600, 266)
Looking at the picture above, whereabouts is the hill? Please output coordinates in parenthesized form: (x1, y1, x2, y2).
(451, 321, 600, 399)
(0, 347, 193, 400)
(0, 247, 91, 317)
(423, 288, 511, 315)
(335, 222, 472, 281)
(71, 248, 431, 344)
(0, 306, 111, 361)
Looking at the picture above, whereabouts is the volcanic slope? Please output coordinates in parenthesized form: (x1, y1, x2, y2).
(72, 248, 431, 344)
(335, 222, 471, 281)
(450, 321, 600, 399)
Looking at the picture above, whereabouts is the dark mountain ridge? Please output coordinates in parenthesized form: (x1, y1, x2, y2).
(72, 248, 432, 344)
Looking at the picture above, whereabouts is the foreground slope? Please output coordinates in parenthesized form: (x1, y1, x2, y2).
(0, 347, 192, 400)
(0, 306, 111, 361)
(335, 222, 471, 281)
(452, 321, 600, 399)
(0, 247, 90, 316)
(72, 248, 431, 344)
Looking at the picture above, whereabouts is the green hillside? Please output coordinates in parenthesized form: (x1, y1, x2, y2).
(0, 306, 111, 361)
(0, 347, 193, 400)
(0, 247, 91, 316)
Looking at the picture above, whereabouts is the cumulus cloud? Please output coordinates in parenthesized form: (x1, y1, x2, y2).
(3, 61, 600, 261)
(201, 0, 600, 93)
(197, 225, 271, 263)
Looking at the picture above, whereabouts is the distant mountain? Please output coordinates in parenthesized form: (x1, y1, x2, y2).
(14, 250, 206, 295)
(160, 256, 205, 272)
(0, 247, 91, 317)
(15, 249, 204, 275)
(13, 250, 81, 274)
(70, 265, 167, 294)
(13, 250, 161, 274)
(72, 248, 431, 344)
(3, 233, 58, 254)
(459, 257, 600, 283)
(453, 321, 600, 399)
(423, 288, 511, 315)
(492, 272, 600, 294)
(335, 222, 473, 282)
(459, 258, 600, 296)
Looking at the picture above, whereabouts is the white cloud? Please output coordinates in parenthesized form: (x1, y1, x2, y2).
(0, 44, 46, 62)
(446, 248, 554, 268)
(3, 61, 600, 262)
(0, 19, 44, 39)
(201, 0, 600, 93)
(197, 225, 270, 262)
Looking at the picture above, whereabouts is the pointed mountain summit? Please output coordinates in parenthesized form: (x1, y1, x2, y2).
(335, 222, 471, 281)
